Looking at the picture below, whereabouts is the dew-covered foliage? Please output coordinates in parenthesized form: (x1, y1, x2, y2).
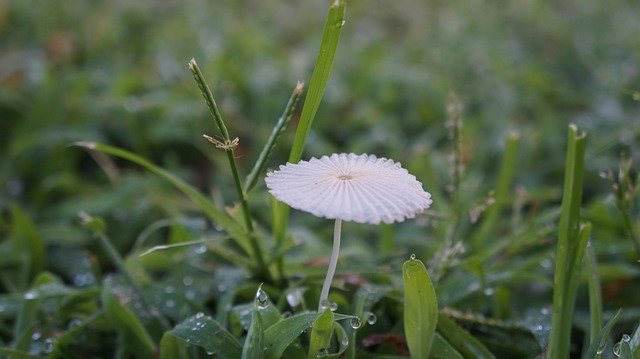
(1, 0, 640, 358)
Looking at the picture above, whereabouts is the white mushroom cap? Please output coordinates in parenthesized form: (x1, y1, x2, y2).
(265, 153, 432, 224)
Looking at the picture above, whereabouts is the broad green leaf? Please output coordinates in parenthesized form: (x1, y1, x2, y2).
(242, 311, 264, 359)
(101, 282, 156, 358)
(170, 314, 242, 358)
(308, 309, 334, 359)
(403, 257, 438, 358)
(264, 312, 319, 359)
(584, 309, 622, 358)
(159, 332, 188, 359)
(436, 314, 495, 359)
(430, 333, 464, 359)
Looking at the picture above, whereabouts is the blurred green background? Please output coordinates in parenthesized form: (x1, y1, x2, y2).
(1, 0, 639, 355)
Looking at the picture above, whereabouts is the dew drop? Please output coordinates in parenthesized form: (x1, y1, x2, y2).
(483, 287, 495, 296)
(195, 312, 205, 318)
(164, 285, 175, 294)
(195, 245, 207, 254)
(319, 299, 331, 311)
(366, 312, 377, 325)
(330, 302, 338, 312)
(256, 289, 269, 309)
(317, 348, 329, 358)
(622, 334, 631, 342)
(613, 342, 622, 356)
(341, 336, 349, 346)
(24, 290, 37, 300)
(31, 331, 42, 341)
(43, 338, 54, 353)
(165, 300, 176, 308)
(409, 253, 416, 260)
(350, 317, 362, 329)
(182, 276, 194, 286)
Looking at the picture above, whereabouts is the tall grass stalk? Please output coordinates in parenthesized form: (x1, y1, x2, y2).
(548, 124, 588, 358)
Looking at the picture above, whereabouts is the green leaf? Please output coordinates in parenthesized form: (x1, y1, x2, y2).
(548, 124, 588, 359)
(403, 257, 438, 358)
(170, 314, 242, 358)
(288, 0, 346, 163)
(585, 240, 602, 345)
(430, 333, 464, 359)
(264, 312, 320, 359)
(583, 309, 622, 359)
(242, 311, 265, 359)
(159, 332, 188, 359)
(75, 142, 252, 257)
(10, 204, 46, 284)
(101, 281, 157, 358)
(629, 320, 640, 358)
(308, 309, 334, 359)
(245, 81, 304, 193)
(436, 314, 495, 359)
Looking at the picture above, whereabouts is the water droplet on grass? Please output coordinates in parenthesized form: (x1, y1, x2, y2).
(256, 288, 269, 309)
(409, 253, 416, 260)
(330, 302, 338, 312)
(613, 341, 622, 356)
(319, 299, 331, 311)
(350, 317, 362, 329)
(366, 312, 377, 325)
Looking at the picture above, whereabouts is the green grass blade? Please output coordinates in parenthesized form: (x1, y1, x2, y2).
(10, 205, 46, 285)
(171, 314, 242, 358)
(0, 348, 39, 359)
(548, 124, 588, 359)
(436, 314, 496, 359)
(430, 332, 464, 359)
(159, 332, 188, 359)
(264, 312, 320, 359)
(308, 309, 334, 359)
(288, 0, 346, 163)
(403, 257, 438, 358)
(628, 321, 640, 358)
(473, 131, 520, 247)
(242, 311, 265, 359)
(101, 282, 157, 357)
(585, 240, 603, 345)
(75, 142, 252, 256)
(188, 58, 230, 140)
(245, 81, 304, 193)
(584, 309, 622, 358)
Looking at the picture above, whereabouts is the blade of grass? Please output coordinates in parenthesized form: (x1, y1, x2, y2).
(308, 309, 334, 359)
(403, 256, 438, 358)
(245, 81, 304, 193)
(264, 312, 320, 359)
(436, 314, 496, 359)
(473, 131, 520, 247)
(273, 0, 347, 247)
(75, 142, 254, 258)
(548, 124, 588, 359)
(583, 309, 622, 358)
(188, 59, 269, 274)
(585, 240, 602, 345)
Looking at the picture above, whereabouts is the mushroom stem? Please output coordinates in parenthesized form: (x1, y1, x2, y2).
(318, 219, 342, 311)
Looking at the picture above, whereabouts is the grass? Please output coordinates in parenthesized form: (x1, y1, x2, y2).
(1, 0, 640, 357)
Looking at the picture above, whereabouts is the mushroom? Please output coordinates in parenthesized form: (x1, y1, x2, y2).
(266, 153, 432, 311)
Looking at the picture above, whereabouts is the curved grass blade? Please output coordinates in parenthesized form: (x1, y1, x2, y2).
(264, 312, 319, 359)
(436, 314, 495, 359)
(584, 309, 622, 358)
(75, 142, 252, 257)
(403, 257, 438, 358)
(170, 314, 242, 358)
(308, 309, 334, 359)
(101, 283, 157, 357)
(430, 332, 464, 359)
(159, 332, 188, 359)
(245, 81, 304, 193)
(548, 124, 589, 359)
